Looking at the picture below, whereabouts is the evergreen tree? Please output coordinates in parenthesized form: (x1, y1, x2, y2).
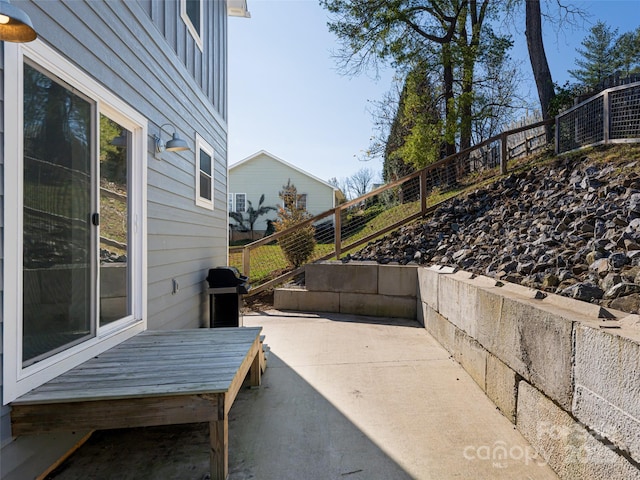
(569, 21, 619, 88)
(614, 27, 640, 76)
(386, 64, 444, 175)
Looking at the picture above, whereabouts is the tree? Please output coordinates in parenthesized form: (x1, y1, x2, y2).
(347, 167, 377, 198)
(502, 0, 586, 135)
(229, 194, 276, 240)
(321, 0, 464, 156)
(328, 176, 350, 200)
(100, 115, 127, 184)
(274, 180, 316, 267)
(472, 31, 521, 142)
(569, 21, 619, 88)
(614, 27, 640, 76)
(323, 0, 516, 164)
(524, 0, 554, 129)
(386, 62, 445, 175)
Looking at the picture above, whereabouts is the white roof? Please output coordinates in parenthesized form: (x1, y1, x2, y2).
(229, 150, 338, 192)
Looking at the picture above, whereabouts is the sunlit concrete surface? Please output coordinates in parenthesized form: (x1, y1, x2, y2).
(229, 311, 558, 480)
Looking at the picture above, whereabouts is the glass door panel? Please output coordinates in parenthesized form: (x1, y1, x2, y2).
(22, 62, 94, 365)
(99, 115, 131, 326)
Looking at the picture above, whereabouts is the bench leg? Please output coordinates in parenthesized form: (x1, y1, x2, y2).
(210, 397, 228, 480)
(249, 351, 261, 387)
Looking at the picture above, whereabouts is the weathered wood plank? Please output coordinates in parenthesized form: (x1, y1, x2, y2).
(26, 369, 239, 392)
(53, 360, 243, 377)
(12, 328, 262, 405)
(11, 394, 220, 436)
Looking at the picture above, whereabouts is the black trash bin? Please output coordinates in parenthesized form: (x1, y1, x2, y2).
(206, 267, 251, 327)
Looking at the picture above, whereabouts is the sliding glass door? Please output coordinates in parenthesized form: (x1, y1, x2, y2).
(22, 62, 94, 364)
(99, 115, 131, 327)
(22, 62, 134, 366)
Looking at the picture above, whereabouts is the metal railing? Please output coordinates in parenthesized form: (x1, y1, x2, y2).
(556, 81, 640, 154)
(230, 119, 553, 295)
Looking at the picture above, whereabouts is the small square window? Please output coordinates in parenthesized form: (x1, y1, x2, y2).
(181, 0, 203, 51)
(195, 134, 214, 209)
(297, 194, 307, 210)
(235, 193, 246, 213)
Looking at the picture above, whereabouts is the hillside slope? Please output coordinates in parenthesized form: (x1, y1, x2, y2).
(348, 145, 640, 314)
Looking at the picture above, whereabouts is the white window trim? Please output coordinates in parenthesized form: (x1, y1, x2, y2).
(297, 193, 308, 210)
(180, 0, 204, 52)
(195, 133, 214, 210)
(228, 193, 234, 212)
(3, 40, 148, 404)
(235, 193, 247, 213)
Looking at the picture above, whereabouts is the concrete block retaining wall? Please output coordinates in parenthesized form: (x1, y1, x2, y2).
(276, 262, 640, 478)
(419, 265, 640, 479)
(275, 262, 417, 319)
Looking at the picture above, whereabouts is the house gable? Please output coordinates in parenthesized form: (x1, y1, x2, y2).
(229, 151, 338, 232)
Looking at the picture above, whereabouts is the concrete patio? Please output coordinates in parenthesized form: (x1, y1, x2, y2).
(47, 310, 557, 479)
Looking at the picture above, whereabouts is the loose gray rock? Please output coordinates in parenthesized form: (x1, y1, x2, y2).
(604, 282, 640, 299)
(562, 283, 604, 301)
(347, 152, 640, 313)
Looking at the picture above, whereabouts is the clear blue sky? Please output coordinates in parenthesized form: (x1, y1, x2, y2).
(228, 0, 639, 184)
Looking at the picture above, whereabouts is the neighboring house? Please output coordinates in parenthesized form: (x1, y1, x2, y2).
(228, 150, 344, 236)
(1, 1, 249, 478)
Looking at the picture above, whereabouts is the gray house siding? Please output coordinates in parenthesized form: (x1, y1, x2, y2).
(139, 0, 227, 119)
(1, 0, 230, 467)
(0, 37, 8, 447)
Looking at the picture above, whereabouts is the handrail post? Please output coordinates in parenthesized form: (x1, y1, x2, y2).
(603, 91, 610, 144)
(334, 208, 342, 260)
(420, 169, 428, 215)
(243, 245, 250, 280)
(500, 132, 508, 175)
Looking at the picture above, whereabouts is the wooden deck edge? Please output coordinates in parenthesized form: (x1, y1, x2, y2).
(224, 332, 262, 414)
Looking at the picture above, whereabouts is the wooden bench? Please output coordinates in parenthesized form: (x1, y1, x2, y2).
(10, 327, 263, 480)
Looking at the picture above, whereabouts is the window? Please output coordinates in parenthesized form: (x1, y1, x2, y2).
(195, 134, 214, 209)
(282, 192, 308, 210)
(4, 40, 147, 403)
(235, 193, 246, 213)
(228, 193, 234, 212)
(181, 0, 203, 51)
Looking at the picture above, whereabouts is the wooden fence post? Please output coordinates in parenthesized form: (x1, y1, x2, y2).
(242, 246, 250, 280)
(500, 132, 508, 175)
(334, 208, 342, 260)
(420, 169, 428, 216)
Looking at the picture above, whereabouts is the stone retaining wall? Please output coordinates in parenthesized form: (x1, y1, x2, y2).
(419, 265, 640, 479)
(276, 262, 640, 478)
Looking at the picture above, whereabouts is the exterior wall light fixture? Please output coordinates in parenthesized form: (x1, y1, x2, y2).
(154, 123, 190, 155)
(0, 0, 37, 42)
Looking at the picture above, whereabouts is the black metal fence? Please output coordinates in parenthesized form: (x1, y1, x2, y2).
(556, 81, 640, 154)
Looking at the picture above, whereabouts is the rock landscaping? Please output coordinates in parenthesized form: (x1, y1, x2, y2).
(346, 146, 640, 314)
